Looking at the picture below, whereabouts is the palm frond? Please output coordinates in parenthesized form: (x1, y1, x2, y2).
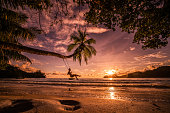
(84, 46, 92, 58)
(0, 18, 41, 41)
(83, 29, 88, 40)
(67, 44, 77, 52)
(68, 29, 97, 65)
(86, 45, 97, 55)
(0, 0, 51, 10)
(78, 53, 82, 65)
(70, 35, 80, 43)
(2, 49, 32, 63)
(0, 7, 28, 24)
(83, 54, 88, 64)
(84, 38, 96, 45)
(78, 30, 84, 41)
(0, 53, 9, 65)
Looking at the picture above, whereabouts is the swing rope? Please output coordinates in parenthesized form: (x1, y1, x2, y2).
(63, 58, 70, 70)
(63, 58, 81, 79)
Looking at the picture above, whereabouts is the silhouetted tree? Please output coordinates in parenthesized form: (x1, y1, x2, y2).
(1, 0, 169, 68)
(67, 30, 96, 65)
(83, 0, 170, 49)
(0, 0, 50, 66)
(0, 0, 97, 67)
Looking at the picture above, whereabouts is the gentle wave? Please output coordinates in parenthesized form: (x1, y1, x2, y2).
(1, 78, 170, 88)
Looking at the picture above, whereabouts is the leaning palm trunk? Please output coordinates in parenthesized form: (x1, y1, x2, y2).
(0, 41, 74, 59)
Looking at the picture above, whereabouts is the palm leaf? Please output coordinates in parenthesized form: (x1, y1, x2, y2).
(84, 46, 92, 58)
(0, 0, 51, 10)
(67, 44, 77, 52)
(0, 7, 28, 23)
(86, 45, 96, 55)
(83, 54, 88, 64)
(2, 49, 32, 63)
(68, 30, 96, 65)
(84, 38, 96, 45)
(70, 35, 80, 44)
(78, 30, 85, 41)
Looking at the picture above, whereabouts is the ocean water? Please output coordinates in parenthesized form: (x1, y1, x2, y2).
(1, 78, 170, 103)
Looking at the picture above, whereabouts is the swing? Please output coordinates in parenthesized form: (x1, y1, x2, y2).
(63, 58, 81, 80)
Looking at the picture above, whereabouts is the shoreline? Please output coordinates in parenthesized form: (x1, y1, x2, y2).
(0, 79, 170, 113)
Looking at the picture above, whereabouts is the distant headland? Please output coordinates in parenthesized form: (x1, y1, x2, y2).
(104, 66, 170, 78)
(0, 64, 46, 78)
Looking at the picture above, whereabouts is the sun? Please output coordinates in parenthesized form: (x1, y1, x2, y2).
(105, 69, 117, 75)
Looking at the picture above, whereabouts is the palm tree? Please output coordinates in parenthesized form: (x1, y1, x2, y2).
(0, 0, 50, 67)
(0, 1, 96, 67)
(67, 30, 96, 65)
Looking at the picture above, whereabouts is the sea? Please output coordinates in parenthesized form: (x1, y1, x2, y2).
(1, 78, 170, 103)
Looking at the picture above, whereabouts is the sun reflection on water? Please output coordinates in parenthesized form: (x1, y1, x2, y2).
(110, 92, 116, 99)
(109, 78, 113, 80)
(108, 87, 116, 99)
(109, 87, 114, 90)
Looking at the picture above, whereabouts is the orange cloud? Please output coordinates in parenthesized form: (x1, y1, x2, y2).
(86, 27, 109, 33)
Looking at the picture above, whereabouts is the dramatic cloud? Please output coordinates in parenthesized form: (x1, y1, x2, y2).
(143, 59, 170, 71)
(20, 62, 31, 69)
(159, 60, 170, 66)
(86, 27, 109, 34)
(55, 65, 65, 68)
(54, 46, 67, 53)
(134, 51, 167, 61)
(31, 59, 43, 65)
(63, 19, 86, 26)
(23, 67, 39, 72)
(129, 47, 135, 51)
(15, 1, 170, 77)
(145, 65, 158, 70)
(20, 62, 38, 72)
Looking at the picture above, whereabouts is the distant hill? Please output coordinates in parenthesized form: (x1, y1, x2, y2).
(0, 64, 46, 78)
(104, 66, 170, 78)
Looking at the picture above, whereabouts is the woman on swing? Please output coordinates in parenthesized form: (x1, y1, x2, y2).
(67, 68, 80, 80)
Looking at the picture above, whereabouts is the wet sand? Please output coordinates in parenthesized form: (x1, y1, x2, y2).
(0, 79, 170, 113)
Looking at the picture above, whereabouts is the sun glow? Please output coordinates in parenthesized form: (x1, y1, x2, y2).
(105, 69, 117, 75)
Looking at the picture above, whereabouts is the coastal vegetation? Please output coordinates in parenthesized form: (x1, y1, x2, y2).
(104, 66, 170, 78)
(0, 64, 45, 78)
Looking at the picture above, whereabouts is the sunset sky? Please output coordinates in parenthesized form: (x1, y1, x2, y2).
(14, 2, 170, 78)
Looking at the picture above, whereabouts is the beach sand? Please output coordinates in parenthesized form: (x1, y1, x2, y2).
(0, 79, 170, 113)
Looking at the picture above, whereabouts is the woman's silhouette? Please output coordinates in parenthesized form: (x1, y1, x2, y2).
(67, 68, 80, 80)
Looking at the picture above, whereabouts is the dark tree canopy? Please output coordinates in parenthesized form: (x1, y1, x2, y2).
(83, 0, 170, 49)
(0, 0, 96, 67)
(0, 0, 170, 68)
(0, 0, 50, 67)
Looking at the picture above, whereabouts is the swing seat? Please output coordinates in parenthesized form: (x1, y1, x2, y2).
(72, 74, 81, 77)
(70, 74, 74, 77)
(69, 78, 75, 80)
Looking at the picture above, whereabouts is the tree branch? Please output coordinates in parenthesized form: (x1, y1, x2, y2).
(0, 41, 74, 59)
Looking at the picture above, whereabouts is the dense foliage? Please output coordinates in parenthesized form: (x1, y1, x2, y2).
(0, 0, 50, 67)
(83, 0, 170, 49)
(0, 0, 169, 68)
